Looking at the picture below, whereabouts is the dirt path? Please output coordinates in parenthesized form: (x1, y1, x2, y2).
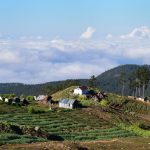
(1, 137, 150, 150)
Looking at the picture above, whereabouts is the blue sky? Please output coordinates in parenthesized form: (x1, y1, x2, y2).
(0, 0, 150, 36)
(0, 0, 150, 83)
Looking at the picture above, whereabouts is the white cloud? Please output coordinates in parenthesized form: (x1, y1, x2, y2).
(50, 39, 76, 51)
(0, 50, 21, 64)
(120, 26, 150, 39)
(0, 37, 119, 83)
(106, 33, 113, 39)
(80, 27, 96, 39)
(0, 26, 150, 83)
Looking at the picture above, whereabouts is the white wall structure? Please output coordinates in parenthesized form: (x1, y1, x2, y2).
(59, 99, 76, 109)
(0, 96, 3, 101)
(73, 86, 88, 95)
(5, 98, 9, 103)
(74, 88, 83, 95)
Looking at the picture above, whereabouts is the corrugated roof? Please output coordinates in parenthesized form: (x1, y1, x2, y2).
(59, 99, 76, 105)
(69, 99, 76, 105)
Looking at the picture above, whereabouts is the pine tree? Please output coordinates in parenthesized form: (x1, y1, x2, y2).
(89, 75, 96, 88)
(136, 65, 150, 98)
(119, 72, 126, 96)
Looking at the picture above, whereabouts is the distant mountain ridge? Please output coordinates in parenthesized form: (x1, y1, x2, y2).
(0, 64, 150, 96)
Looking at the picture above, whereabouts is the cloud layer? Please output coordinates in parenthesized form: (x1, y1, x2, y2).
(80, 27, 96, 39)
(0, 26, 150, 83)
(120, 26, 150, 39)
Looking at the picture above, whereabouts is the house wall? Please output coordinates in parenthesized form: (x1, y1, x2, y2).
(74, 88, 82, 95)
(59, 103, 73, 109)
(74, 88, 88, 95)
(5, 98, 9, 103)
(82, 90, 88, 95)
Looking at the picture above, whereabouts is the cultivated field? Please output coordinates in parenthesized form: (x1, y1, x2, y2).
(0, 109, 137, 145)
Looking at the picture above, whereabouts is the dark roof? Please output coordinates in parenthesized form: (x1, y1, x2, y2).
(79, 86, 88, 90)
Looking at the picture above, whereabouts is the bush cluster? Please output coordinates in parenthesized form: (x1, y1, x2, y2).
(28, 106, 46, 114)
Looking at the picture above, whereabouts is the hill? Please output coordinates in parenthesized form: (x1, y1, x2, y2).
(96, 64, 150, 96)
(0, 80, 85, 96)
(52, 86, 77, 100)
(0, 64, 150, 96)
(0, 86, 150, 147)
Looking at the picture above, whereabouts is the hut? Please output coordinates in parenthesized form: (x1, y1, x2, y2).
(36, 95, 52, 105)
(59, 99, 77, 109)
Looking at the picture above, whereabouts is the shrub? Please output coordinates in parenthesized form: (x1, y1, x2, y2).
(77, 95, 88, 101)
(139, 123, 150, 130)
(100, 99, 108, 107)
(26, 96, 35, 102)
(130, 124, 150, 137)
(28, 106, 46, 114)
(117, 123, 150, 137)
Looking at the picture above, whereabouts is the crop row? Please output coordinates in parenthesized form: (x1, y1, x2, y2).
(0, 133, 47, 145)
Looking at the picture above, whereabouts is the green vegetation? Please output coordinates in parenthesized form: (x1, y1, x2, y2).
(28, 106, 47, 114)
(52, 86, 77, 100)
(0, 108, 137, 144)
(107, 93, 150, 114)
(89, 75, 96, 87)
(0, 84, 150, 146)
(0, 65, 150, 97)
(0, 133, 47, 145)
(129, 65, 150, 98)
(100, 99, 108, 107)
(117, 123, 150, 137)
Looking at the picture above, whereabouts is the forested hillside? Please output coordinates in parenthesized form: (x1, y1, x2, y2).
(96, 64, 150, 96)
(0, 64, 150, 96)
(0, 80, 85, 96)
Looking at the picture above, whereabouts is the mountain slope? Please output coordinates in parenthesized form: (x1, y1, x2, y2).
(96, 64, 150, 96)
(0, 64, 150, 96)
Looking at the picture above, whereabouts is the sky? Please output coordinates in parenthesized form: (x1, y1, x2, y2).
(0, 0, 150, 83)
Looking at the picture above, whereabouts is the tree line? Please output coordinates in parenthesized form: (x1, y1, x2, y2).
(119, 65, 150, 98)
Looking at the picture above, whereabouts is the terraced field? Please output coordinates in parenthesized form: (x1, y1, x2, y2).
(0, 133, 46, 145)
(0, 109, 137, 144)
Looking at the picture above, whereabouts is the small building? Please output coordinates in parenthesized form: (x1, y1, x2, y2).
(144, 97, 150, 102)
(36, 95, 47, 101)
(5, 98, 9, 103)
(36, 95, 52, 105)
(73, 86, 88, 95)
(59, 99, 77, 109)
(13, 97, 20, 103)
(4, 98, 13, 104)
(0, 96, 3, 101)
(20, 98, 29, 105)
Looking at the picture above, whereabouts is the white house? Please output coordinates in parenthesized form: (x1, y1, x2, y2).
(0, 96, 3, 101)
(73, 86, 88, 95)
(5, 98, 9, 103)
